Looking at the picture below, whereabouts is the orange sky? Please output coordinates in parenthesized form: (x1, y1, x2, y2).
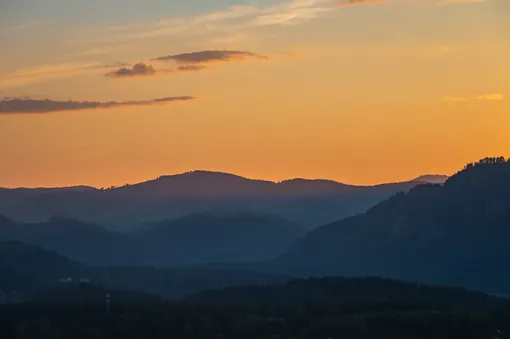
(0, 0, 509, 188)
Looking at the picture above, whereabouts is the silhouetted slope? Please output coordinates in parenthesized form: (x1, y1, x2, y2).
(186, 276, 501, 309)
(0, 212, 304, 267)
(0, 241, 82, 278)
(0, 241, 85, 301)
(280, 157, 510, 294)
(412, 174, 449, 184)
(0, 216, 123, 264)
(134, 211, 306, 266)
(0, 171, 426, 229)
(0, 241, 291, 300)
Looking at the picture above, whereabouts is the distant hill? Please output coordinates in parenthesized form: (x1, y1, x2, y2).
(0, 241, 85, 302)
(0, 212, 305, 267)
(0, 216, 123, 264)
(131, 211, 306, 266)
(0, 241, 291, 301)
(0, 171, 426, 230)
(279, 157, 510, 294)
(413, 174, 449, 184)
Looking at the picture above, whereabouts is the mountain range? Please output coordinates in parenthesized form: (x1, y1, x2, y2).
(279, 157, 510, 294)
(0, 241, 290, 302)
(0, 171, 447, 230)
(0, 211, 305, 266)
(2, 158, 509, 297)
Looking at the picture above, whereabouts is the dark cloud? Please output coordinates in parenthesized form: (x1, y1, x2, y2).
(177, 65, 207, 72)
(105, 63, 158, 77)
(331, 0, 390, 7)
(105, 61, 130, 68)
(0, 96, 196, 114)
(153, 50, 269, 64)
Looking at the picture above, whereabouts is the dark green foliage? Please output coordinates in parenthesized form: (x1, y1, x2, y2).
(1, 277, 510, 339)
(0, 241, 290, 301)
(280, 159, 510, 294)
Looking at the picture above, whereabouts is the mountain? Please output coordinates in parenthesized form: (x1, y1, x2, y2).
(413, 174, 449, 184)
(0, 212, 304, 267)
(279, 157, 510, 294)
(0, 241, 85, 302)
(0, 216, 123, 264)
(132, 211, 306, 266)
(0, 241, 291, 301)
(0, 171, 425, 230)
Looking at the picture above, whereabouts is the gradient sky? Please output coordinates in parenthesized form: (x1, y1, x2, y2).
(0, 0, 509, 188)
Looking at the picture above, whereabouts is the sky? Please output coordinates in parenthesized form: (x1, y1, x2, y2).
(0, 0, 509, 188)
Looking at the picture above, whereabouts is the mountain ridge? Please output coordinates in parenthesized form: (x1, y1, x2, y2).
(278, 157, 510, 294)
(1, 169, 449, 190)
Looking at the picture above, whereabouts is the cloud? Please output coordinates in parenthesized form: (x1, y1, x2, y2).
(94, 0, 345, 44)
(0, 62, 99, 89)
(153, 50, 269, 64)
(476, 93, 504, 101)
(441, 97, 468, 103)
(105, 63, 159, 77)
(104, 62, 130, 68)
(252, 1, 334, 26)
(437, 0, 487, 6)
(10, 21, 47, 31)
(177, 65, 208, 72)
(0, 97, 196, 114)
(331, 0, 392, 7)
(441, 93, 504, 103)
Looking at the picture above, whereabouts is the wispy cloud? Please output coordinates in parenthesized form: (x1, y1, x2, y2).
(105, 63, 159, 77)
(93, 0, 353, 44)
(436, 0, 487, 6)
(104, 62, 130, 68)
(476, 93, 504, 101)
(441, 96, 468, 103)
(153, 50, 269, 64)
(332, 0, 392, 7)
(441, 92, 504, 103)
(0, 96, 196, 114)
(106, 50, 266, 78)
(177, 65, 207, 72)
(10, 20, 47, 31)
(0, 62, 100, 89)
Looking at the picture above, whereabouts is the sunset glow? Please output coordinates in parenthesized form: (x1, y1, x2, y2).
(1, 0, 509, 188)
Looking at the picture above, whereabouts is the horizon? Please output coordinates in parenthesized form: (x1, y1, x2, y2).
(0, 167, 453, 189)
(1, 0, 508, 188)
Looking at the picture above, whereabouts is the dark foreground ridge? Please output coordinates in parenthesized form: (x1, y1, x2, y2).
(1, 277, 509, 339)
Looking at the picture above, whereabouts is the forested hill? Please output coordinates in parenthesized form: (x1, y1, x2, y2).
(2, 276, 509, 339)
(279, 157, 510, 294)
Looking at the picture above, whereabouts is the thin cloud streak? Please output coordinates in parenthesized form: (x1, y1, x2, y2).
(332, 0, 392, 7)
(0, 97, 196, 114)
(441, 97, 468, 103)
(437, 0, 487, 6)
(94, 0, 344, 43)
(153, 50, 269, 64)
(476, 93, 504, 101)
(441, 92, 504, 103)
(105, 63, 158, 77)
(0, 62, 100, 89)
(177, 65, 207, 72)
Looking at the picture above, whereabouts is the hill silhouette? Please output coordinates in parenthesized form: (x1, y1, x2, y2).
(0, 241, 291, 301)
(0, 216, 123, 264)
(0, 212, 305, 267)
(0, 171, 431, 230)
(279, 157, 510, 294)
(132, 211, 306, 266)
